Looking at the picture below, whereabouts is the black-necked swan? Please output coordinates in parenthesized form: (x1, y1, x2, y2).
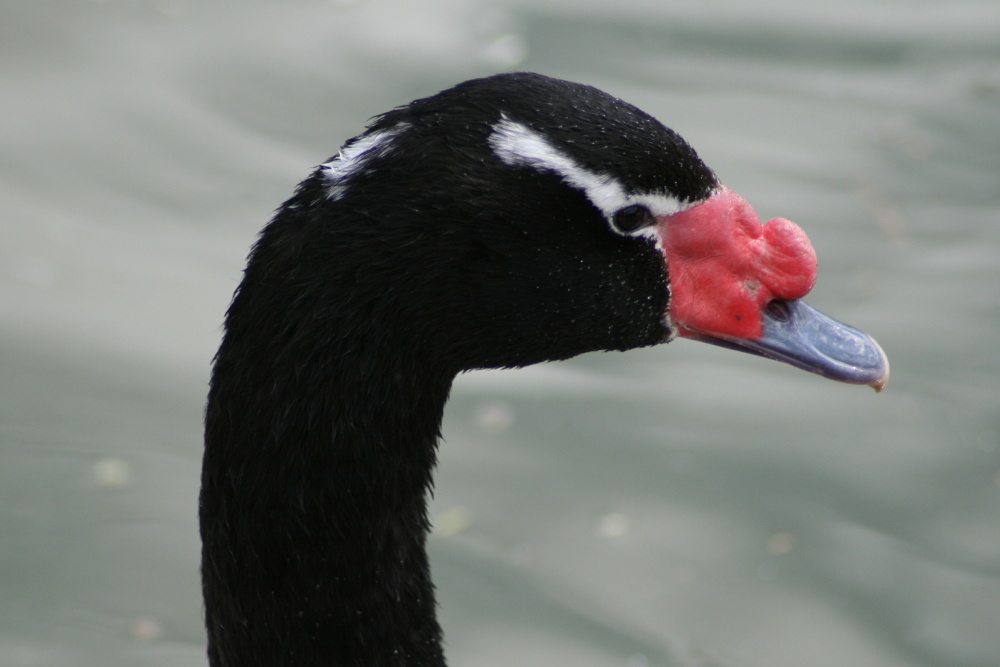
(201, 72, 888, 667)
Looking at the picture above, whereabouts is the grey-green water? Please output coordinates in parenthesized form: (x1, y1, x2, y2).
(3, 1, 999, 665)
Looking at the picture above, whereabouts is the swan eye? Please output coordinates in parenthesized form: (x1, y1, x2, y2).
(612, 204, 655, 234)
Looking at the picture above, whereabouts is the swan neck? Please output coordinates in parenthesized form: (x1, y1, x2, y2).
(202, 324, 452, 666)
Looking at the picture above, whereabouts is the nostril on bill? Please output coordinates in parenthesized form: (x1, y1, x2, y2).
(765, 299, 792, 323)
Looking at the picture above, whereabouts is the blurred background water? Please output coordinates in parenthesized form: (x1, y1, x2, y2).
(2, 1, 999, 665)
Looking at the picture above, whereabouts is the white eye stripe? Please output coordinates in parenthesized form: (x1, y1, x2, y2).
(488, 116, 691, 231)
(323, 123, 409, 201)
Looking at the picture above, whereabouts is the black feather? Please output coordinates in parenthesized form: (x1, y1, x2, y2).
(202, 72, 717, 667)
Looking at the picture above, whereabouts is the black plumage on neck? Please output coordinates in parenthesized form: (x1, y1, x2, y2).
(202, 172, 454, 666)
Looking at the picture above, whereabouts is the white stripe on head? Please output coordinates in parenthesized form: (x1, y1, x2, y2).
(323, 123, 409, 200)
(488, 116, 691, 237)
